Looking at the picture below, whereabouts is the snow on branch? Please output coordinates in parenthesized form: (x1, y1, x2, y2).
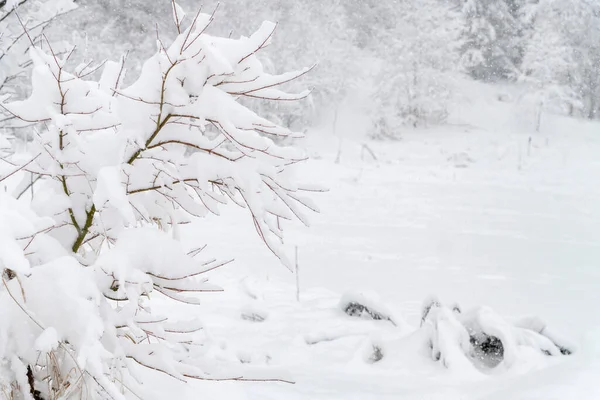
(0, 0, 78, 124)
(0, 3, 315, 398)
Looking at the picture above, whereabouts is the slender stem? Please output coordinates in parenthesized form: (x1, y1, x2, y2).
(60, 175, 81, 234)
(72, 204, 96, 253)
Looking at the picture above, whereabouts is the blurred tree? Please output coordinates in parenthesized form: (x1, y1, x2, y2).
(521, 0, 600, 121)
(344, 0, 462, 137)
(459, 0, 522, 81)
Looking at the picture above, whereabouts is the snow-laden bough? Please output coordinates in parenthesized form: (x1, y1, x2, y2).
(0, 2, 319, 398)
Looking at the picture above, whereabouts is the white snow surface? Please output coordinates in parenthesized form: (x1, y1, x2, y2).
(1, 73, 598, 398)
(142, 91, 600, 399)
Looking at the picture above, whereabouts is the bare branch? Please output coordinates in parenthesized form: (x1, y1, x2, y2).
(0, 153, 40, 183)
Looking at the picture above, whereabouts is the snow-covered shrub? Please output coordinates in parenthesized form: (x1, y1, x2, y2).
(420, 295, 443, 327)
(0, 3, 316, 398)
(420, 299, 573, 372)
(339, 291, 402, 328)
(355, 336, 385, 364)
(370, 65, 452, 139)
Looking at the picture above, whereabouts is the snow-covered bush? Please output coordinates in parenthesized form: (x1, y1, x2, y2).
(339, 291, 401, 327)
(420, 298, 573, 372)
(371, 66, 452, 139)
(0, 3, 317, 398)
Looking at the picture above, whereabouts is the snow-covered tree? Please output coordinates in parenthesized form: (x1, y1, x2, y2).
(0, 0, 77, 126)
(521, 0, 600, 122)
(460, 0, 522, 81)
(566, 0, 600, 119)
(0, 4, 318, 398)
(520, 0, 580, 130)
(512, 0, 540, 38)
(360, 0, 462, 138)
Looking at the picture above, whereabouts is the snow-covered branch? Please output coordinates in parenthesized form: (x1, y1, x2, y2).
(0, 3, 315, 398)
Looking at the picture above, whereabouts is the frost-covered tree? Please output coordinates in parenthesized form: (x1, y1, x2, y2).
(0, 3, 318, 398)
(460, 0, 522, 81)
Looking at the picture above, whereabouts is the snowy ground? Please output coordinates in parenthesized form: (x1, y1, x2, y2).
(146, 90, 600, 399)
